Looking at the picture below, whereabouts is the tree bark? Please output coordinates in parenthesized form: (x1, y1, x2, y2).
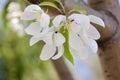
(87, 0, 120, 80)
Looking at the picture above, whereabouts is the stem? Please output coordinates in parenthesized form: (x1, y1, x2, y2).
(59, 2, 66, 14)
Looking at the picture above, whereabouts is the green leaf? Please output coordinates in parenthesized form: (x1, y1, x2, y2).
(39, 2, 61, 12)
(72, 5, 87, 15)
(54, 0, 61, 3)
(60, 26, 74, 64)
(70, 9, 87, 15)
(73, 5, 80, 11)
(78, 10, 87, 14)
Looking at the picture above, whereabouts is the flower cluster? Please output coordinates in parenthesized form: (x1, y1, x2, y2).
(7, 2, 24, 37)
(21, 5, 105, 62)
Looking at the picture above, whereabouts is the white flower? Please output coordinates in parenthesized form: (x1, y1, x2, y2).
(24, 18, 65, 60)
(21, 5, 65, 60)
(26, 24, 49, 46)
(21, 4, 50, 38)
(68, 14, 105, 59)
(40, 15, 66, 60)
(21, 4, 44, 20)
(21, 4, 105, 61)
(53, 15, 66, 29)
(28, 26, 65, 60)
(40, 30, 65, 60)
(21, 4, 50, 45)
(7, 2, 24, 37)
(53, 14, 105, 59)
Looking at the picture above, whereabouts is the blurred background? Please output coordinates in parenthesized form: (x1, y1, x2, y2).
(0, 0, 106, 80)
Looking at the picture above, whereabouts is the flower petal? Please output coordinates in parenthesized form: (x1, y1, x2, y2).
(88, 15, 105, 27)
(54, 33, 65, 46)
(86, 38, 98, 53)
(40, 44, 56, 60)
(43, 32, 54, 45)
(68, 14, 90, 30)
(87, 24, 100, 40)
(70, 22, 82, 34)
(21, 12, 38, 20)
(69, 33, 90, 60)
(25, 22, 41, 35)
(40, 13, 50, 28)
(21, 5, 43, 20)
(70, 47, 89, 60)
(24, 4, 43, 13)
(53, 15, 66, 29)
(52, 45, 64, 60)
(29, 36, 43, 46)
(69, 32, 85, 52)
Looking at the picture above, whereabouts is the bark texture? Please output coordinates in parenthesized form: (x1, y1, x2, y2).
(27, 0, 120, 80)
(88, 0, 120, 80)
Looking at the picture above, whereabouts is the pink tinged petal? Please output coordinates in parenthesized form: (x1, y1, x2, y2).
(68, 14, 90, 30)
(53, 15, 66, 28)
(87, 24, 100, 40)
(88, 15, 105, 27)
(40, 44, 56, 60)
(86, 38, 98, 53)
(52, 45, 64, 60)
(43, 32, 54, 45)
(54, 33, 65, 47)
(25, 22, 41, 35)
(40, 13, 50, 28)
(29, 36, 43, 46)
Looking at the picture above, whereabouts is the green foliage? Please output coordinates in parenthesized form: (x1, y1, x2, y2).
(71, 5, 87, 14)
(39, 1, 61, 12)
(54, 0, 61, 3)
(1, 0, 11, 29)
(60, 26, 74, 64)
(0, 29, 59, 80)
(73, 5, 80, 11)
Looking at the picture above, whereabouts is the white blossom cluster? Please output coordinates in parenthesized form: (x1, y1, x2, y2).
(21, 5, 105, 61)
(7, 2, 24, 37)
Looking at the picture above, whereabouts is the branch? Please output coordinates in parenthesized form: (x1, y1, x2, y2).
(87, 0, 120, 80)
(26, 0, 42, 4)
(88, 0, 119, 9)
(52, 57, 74, 80)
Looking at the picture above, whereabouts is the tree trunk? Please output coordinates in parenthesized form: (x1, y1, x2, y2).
(88, 0, 120, 80)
